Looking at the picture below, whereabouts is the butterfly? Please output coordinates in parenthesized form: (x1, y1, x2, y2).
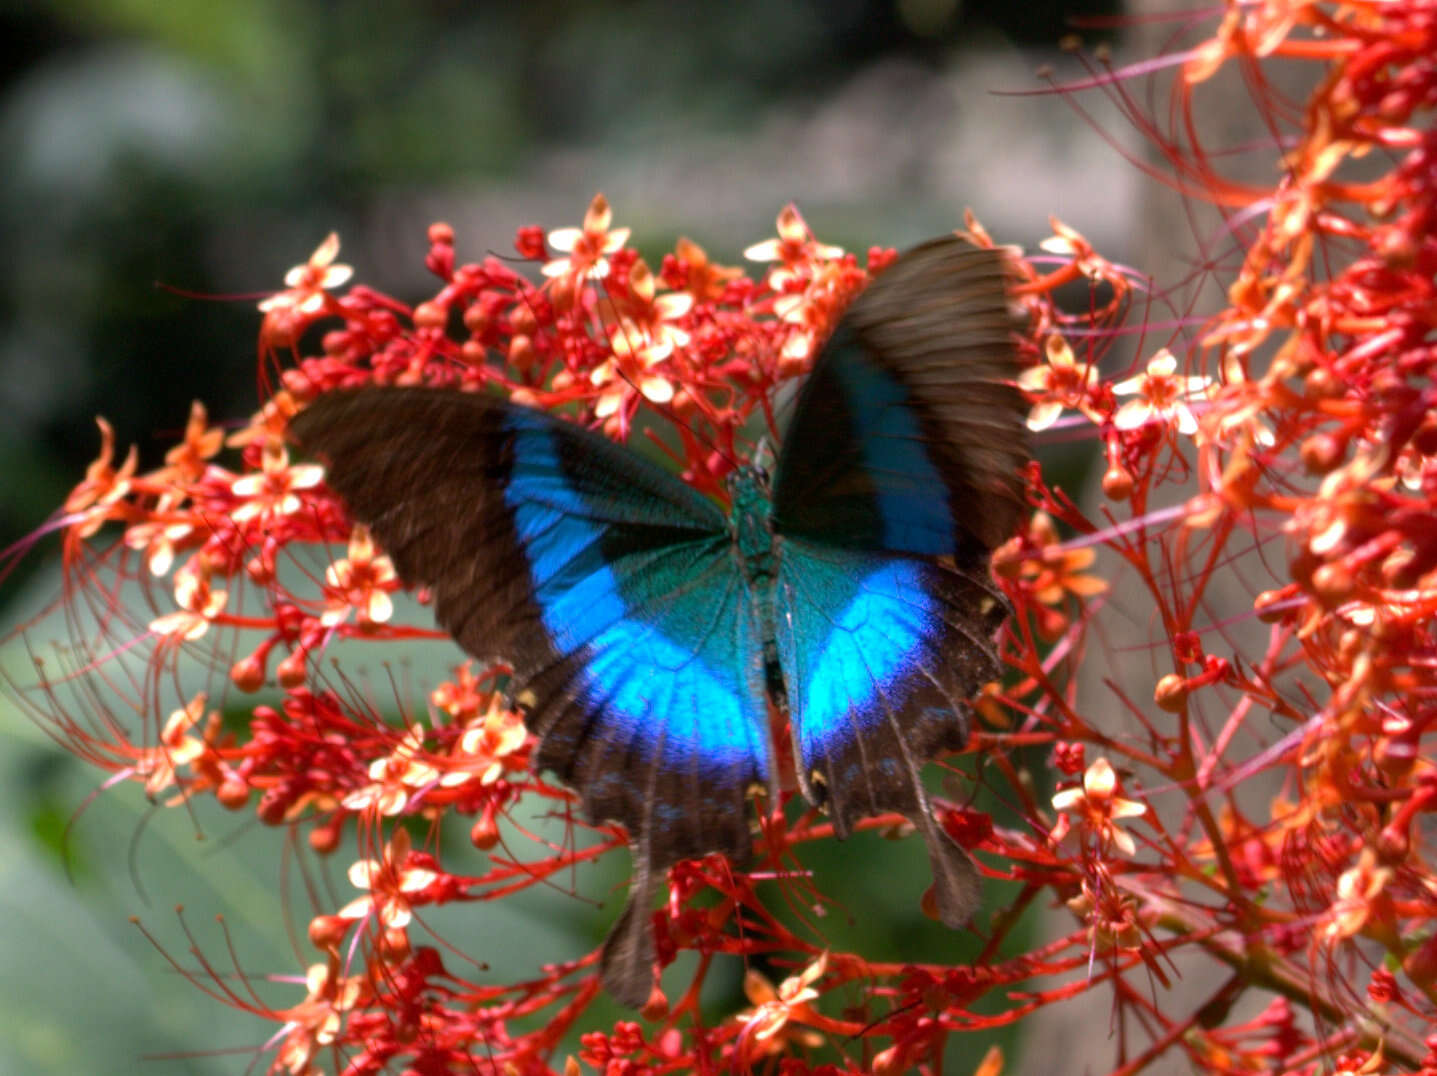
(289, 235, 1028, 1006)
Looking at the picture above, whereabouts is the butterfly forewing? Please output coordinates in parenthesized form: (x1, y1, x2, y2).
(771, 237, 1026, 552)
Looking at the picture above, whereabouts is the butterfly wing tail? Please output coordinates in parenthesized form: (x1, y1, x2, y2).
(910, 784, 983, 926)
(599, 854, 660, 1007)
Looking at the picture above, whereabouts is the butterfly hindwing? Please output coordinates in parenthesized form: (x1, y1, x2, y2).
(290, 389, 770, 1004)
(770, 237, 1027, 924)
(774, 538, 1008, 923)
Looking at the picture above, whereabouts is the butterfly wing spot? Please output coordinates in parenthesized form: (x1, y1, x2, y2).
(808, 769, 828, 797)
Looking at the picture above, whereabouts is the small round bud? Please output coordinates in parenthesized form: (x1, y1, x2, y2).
(1155, 673, 1189, 712)
(216, 778, 251, 810)
(1300, 433, 1345, 474)
(230, 654, 266, 693)
(1310, 562, 1353, 604)
(1102, 464, 1133, 501)
(413, 301, 447, 329)
(277, 650, 309, 689)
(309, 914, 349, 949)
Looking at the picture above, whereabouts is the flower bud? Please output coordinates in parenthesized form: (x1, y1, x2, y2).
(309, 914, 349, 949)
(277, 650, 309, 689)
(1155, 673, 1189, 712)
(230, 654, 266, 693)
(1102, 464, 1133, 501)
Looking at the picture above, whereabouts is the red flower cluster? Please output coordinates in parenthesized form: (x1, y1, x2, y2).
(6, 3, 1437, 1073)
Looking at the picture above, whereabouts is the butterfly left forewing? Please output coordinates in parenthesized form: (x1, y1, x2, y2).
(290, 387, 770, 1005)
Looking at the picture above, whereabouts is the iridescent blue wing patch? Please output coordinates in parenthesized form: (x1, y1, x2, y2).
(290, 389, 769, 1005)
(769, 237, 1027, 925)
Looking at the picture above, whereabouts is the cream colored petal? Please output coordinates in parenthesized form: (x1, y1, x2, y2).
(1110, 827, 1137, 857)
(744, 239, 783, 262)
(1084, 757, 1118, 797)
(546, 227, 582, 253)
(640, 377, 674, 404)
(1017, 366, 1053, 391)
(1146, 350, 1178, 377)
(1113, 401, 1155, 430)
(1026, 400, 1065, 432)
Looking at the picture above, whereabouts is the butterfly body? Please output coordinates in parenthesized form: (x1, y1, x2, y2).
(290, 236, 1028, 1006)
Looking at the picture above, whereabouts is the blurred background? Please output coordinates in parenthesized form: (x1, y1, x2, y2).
(0, 1, 1150, 1071)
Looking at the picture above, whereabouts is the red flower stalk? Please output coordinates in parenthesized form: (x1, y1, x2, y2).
(7, 4, 1437, 1072)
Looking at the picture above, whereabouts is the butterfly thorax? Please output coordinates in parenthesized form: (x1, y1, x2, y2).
(726, 464, 775, 580)
(726, 463, 789, 709)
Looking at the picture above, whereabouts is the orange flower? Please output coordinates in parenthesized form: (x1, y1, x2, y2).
(1018, 333, 1100, 431)
(736, 952, 828, 1056)
(430, 664, 487, 722)
(743, 204, 843, 289)
(229, 390, 300, 451)
(1039, 218, 1119, 285)
(64, 417, 138, 538)
(258, 232, 353, 316)
(148, 558, 227, 640)
(1323, 847, 1393, 944)
(673, 236, 742, 301)
(320, 525, 399, 629)
(439, 696, 528, 788)
(1051, 757, 1148, 856)
(338, 828, 438, 930)
(123, 496, 194, 577)
(162, 400, 225, 482)
(231, 440, 325, 523)
(274, 956, 367, 1076)
(543, 193, 630, 281)
(590, 260, 693, 419)
(342, 726, 436, 816)
(1112, 349, 1211, 436)
(134, 692, 212, 799)
(1013, 511, 1109, 606)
